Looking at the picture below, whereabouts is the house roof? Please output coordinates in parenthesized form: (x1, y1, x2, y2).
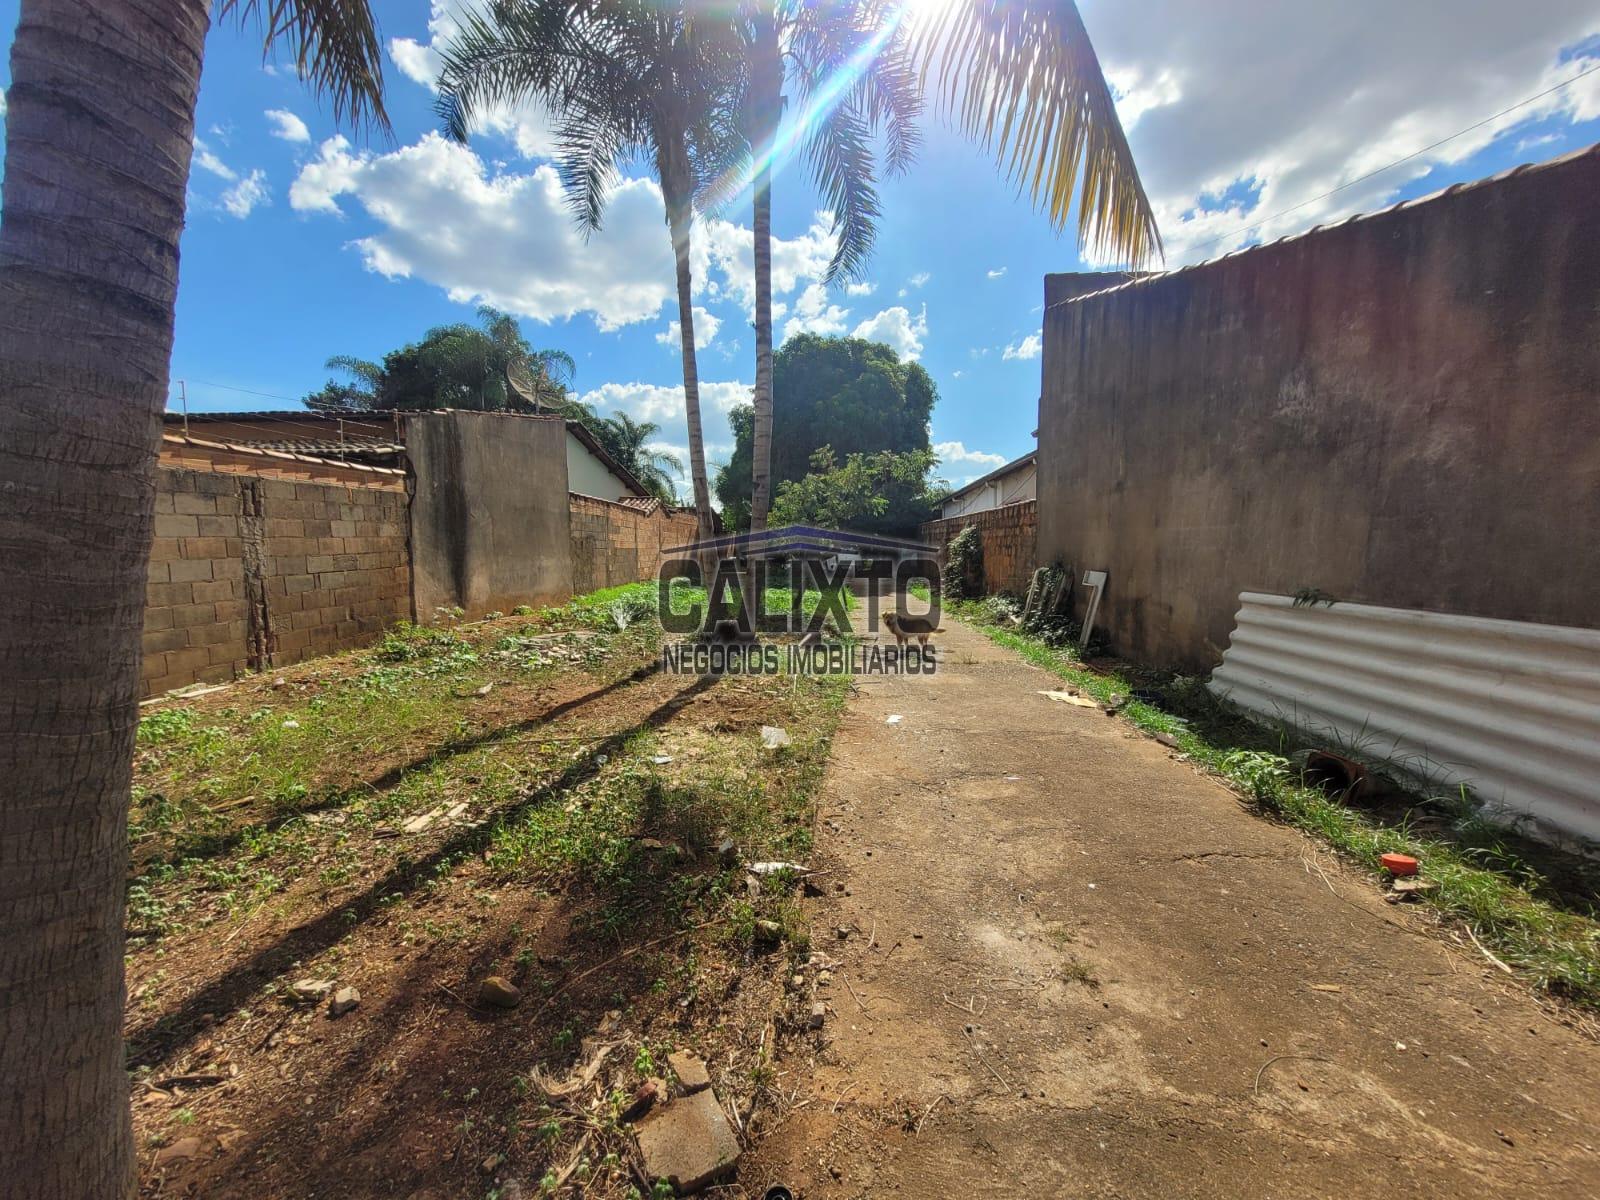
(161, 408, 653, 498)
(942, 450, 1037, 505)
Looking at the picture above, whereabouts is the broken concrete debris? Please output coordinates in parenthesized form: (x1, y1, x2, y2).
(807, 1002, 827, 1031)
(289, 978, 334, 1004)
(477, 975, 522, 1009)
(327, 986, 360, 1018)
(666, 1050, 712, 1095)
(634, 1087, 740, 1194)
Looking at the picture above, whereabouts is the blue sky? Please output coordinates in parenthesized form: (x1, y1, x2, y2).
(1, 2, 1597, 495)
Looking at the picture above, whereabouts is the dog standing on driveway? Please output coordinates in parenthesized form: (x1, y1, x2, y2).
(882, 611, 945, 648)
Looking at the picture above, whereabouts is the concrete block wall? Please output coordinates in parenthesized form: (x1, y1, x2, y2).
(142, 467, 410, 696)
(920, 500, 1038, 596)
(144, 470, 252, 695)
(570, 495, 701, 593)
(257, 478, 411, 665)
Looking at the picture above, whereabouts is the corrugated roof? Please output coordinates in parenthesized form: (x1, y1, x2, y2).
(941, 450, 1037, 504)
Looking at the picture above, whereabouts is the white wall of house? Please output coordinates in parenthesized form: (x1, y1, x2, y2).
(566, 430, 641, 499)
(940, 462, 1036, 519)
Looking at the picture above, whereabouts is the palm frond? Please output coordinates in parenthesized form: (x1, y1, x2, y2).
(534, 348, 578, 387)
(554, 107, 629, 233)
(325, 355, 383, 387)
(915, 0, 1160, 266)
(804, 98, 881, 283)
(221, 0, 389, 134)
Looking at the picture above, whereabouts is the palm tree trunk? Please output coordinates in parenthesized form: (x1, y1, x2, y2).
(747, 5, 781, 534)
(0, 2, 210, 1197)
(658, 144, 715, 558)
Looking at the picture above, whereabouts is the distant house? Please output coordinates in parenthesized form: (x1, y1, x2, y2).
(938, 450, 1036, 519)
(160, 410, 651, 502)
(562, 420, 649, 501)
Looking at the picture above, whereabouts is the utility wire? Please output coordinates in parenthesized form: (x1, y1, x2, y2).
(170, 379, 390, 434)
(1186, 60, 1600, 257)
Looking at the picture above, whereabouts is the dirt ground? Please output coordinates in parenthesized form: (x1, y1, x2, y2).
(745, 620, 1600, 1198)
(126, 604, 843, 1199)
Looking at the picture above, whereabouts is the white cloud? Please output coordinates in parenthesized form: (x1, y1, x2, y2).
(935, 441, 1007, 471)
(844, 280, 876, 296)
(192, 138, 236, 182)
(986, 267, 1007, 279)
(782, 282, 851, 341)
(388, 0, 558, 159)
(896, 271, 931, 299)
(1087, 3, 1600, 265)
(0, 89, 6, 120)
(1003, 333, 1042, 361)
(265, 108, 310, 143)
(291, 133, 689, 330)
(579, 380, 751, 426)
(851, 305, 928, 360)
(952, 369, 964, 379)
(656, 307, 723, 348)
(289, 127, 851, 337)
(1104, 65, 1183, 133)
(702, 214, 837, 313)
(220, 169, 270, 219)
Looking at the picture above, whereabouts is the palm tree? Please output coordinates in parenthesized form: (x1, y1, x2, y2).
(0, 3, 386, 1196)
(598, 411, 685, 502)
(437, 0, 740, 553)
(741, 0, 1161, 531)
(739, 0, 922, 533)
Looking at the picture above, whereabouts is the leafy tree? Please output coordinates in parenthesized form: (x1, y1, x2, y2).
(719, 333, 936, 528)
(770, 446, 946, 536)
(305, 305, 575, 413)
(0, 3, 387, 1195)
(712, 404, 755, 531)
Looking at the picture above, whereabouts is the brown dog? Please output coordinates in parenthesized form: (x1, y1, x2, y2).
(882, 611, 945, 647)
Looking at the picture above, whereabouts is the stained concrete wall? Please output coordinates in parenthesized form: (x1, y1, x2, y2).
(1038, 144, 1600, 670)
(407, 411, 572, 618)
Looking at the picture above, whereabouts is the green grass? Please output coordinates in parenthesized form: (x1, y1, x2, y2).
(946, 598, 1600, 1014)
(129, 580, 851, 943)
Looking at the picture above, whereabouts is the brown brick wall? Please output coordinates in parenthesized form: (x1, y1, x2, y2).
(569, 494, 700, 594)
(921, 500, 1038, 596)
(143, 467, 411, 696)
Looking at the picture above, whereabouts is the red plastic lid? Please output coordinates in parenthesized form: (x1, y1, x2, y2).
(1379, 852, 1419, 876)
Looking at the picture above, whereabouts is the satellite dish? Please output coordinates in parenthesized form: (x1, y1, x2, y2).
(505, 360, 539, 409)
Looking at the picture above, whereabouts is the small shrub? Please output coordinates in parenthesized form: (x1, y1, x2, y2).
(373, 621, 467, 663)
(137, 708, 197, 745)
(945, 525, 983, 599)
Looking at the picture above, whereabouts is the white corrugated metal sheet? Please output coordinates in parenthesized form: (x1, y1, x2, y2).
(1209, 592, 1600, 845)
